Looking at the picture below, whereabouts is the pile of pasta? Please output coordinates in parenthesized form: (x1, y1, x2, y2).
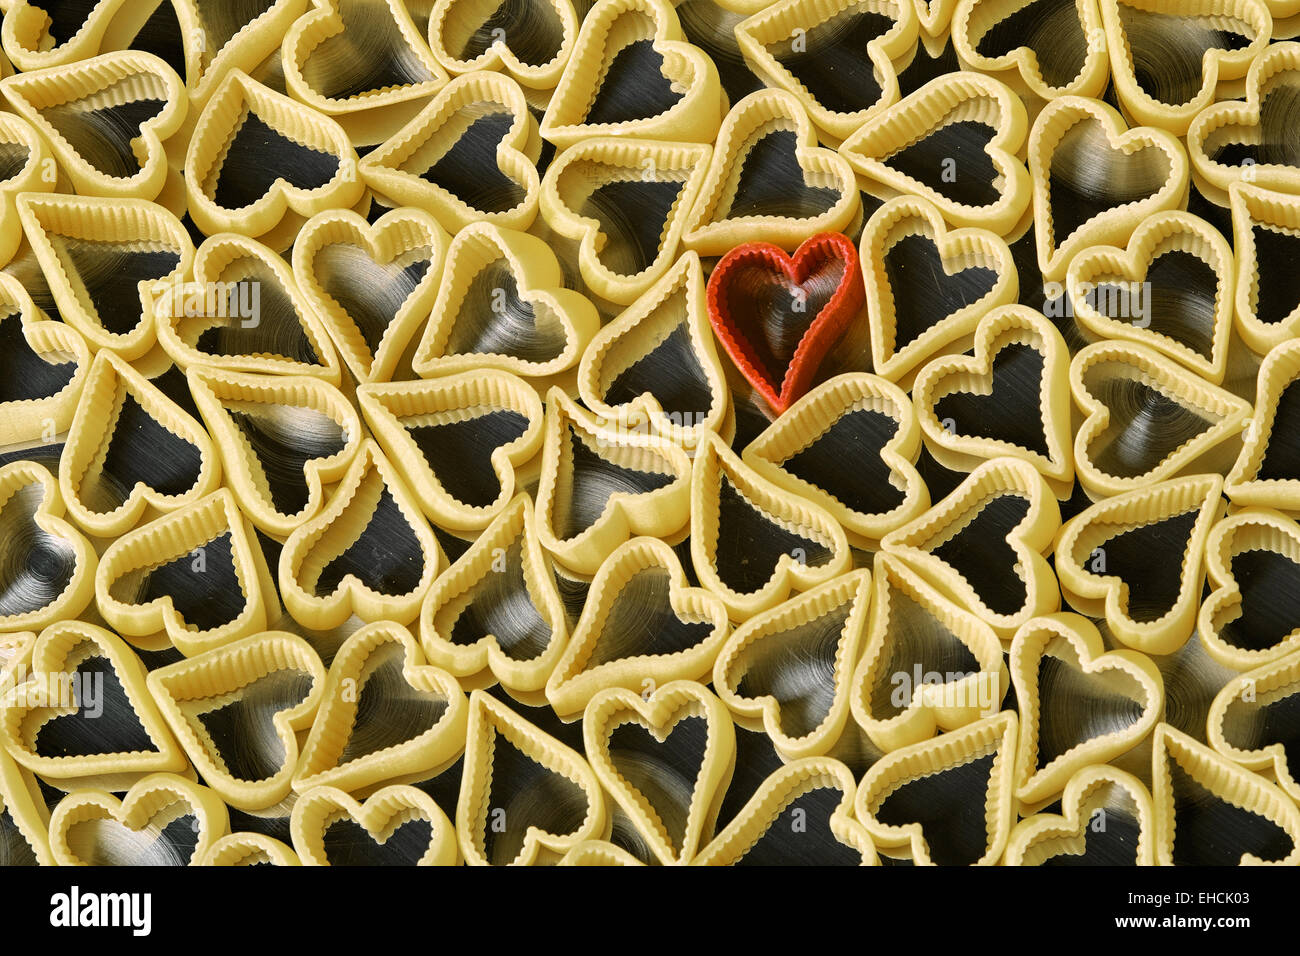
(0, 0, 1299, 866)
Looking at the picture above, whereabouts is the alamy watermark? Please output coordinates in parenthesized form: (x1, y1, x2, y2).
(889, 664, 1001, 714)
(592, 409, 714, 456)
(2, 667, 104, 718)
(50, 887, 150, 936)
(152, 277, 262, 328)
(1043, 280, 1151, 327)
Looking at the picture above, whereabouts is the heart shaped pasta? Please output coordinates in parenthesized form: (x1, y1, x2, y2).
(859, 195, 1018, 386)
(1004, 764, 1155, 865)
(582, 680, 736, 865)
(1066, 210, 1234, 384)
(855, 710, 1019, 864)
(1028, 94, 1188, 280)
(713, 569, 872, 761)
(16, 191, 193, 359)
(0, 461, 96, 633)
(186, 366, 362, 537)
(576, 250, 731, 453)
(1054, 474, 1224, 655)
(546, 536, 730, 718)
(1151, 722, 1300, 865)
(1208, 653, 1300, 808)
(0, 621, 187, 790)
(539, 136, 713, 304)
(358, 370, 544, 533)
(292, 206, 450, 384)
(457, 689, 606, 865)
(534, 388, 693, 576)
(411, 221, 600, 378)
(281, 0, 449, 145)
(147, 632, 325, 810)
(694, 756, 876, 864)
(153, 232, 345, 384)
(1100, 0, 1270, 136)
(681, 89, 861, 255)
(1187, 38, 1300, 203)
(290, 783, 459, 865)
(59, 350, 221, 539)
(881, 456, 1061, 639)
(691, 430, 851, 621)
(1199, 508, 1300, 670)
(839, 71, 1032, 236)
(185, 69, 363, 249)
(540, 0, 724, 149)
(95, 489, 279, 656)
(1069, 341, 1251, 499)
(733, 0, 918, 141)
(427, 0, 580, 89)
(706, 231, 865, 415)
(48, 772, 229, 866)
(359, 71, 541, 232)
(1009, 612, 1162, 808)
(912, 304, 1073, 493)
(1, 0, 142, 72)
(279, 440, 444, 630)
(1, 51, 188, 203)
(851, 553, 1006, 753)
(951, 0, 1109, 101)
(293, 620, 468, 794)
(420, 493, 569, 696)
(1, 0, 1289, 877)
(742, 373, 930, 547)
